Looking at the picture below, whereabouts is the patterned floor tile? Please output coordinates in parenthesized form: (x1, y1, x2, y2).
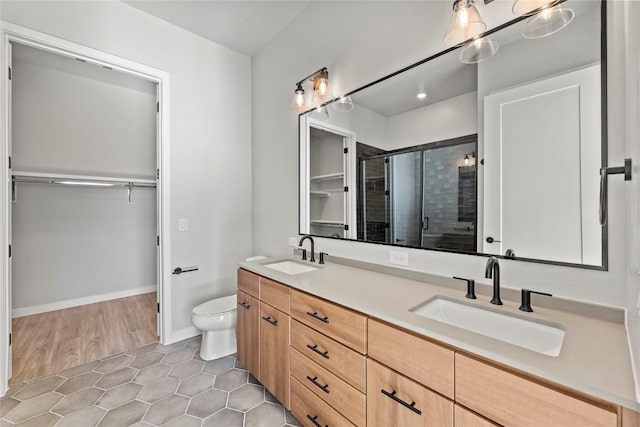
(0, 337, 300, 427)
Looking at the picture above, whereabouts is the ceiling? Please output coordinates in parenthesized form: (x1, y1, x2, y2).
(123, 1, 311, 56)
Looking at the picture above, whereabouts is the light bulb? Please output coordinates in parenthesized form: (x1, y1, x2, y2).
(540, 6, 551, 20)
(459, 7, 469, 27)
(464, 155, 470, 165)
(292, 84, 307, 113)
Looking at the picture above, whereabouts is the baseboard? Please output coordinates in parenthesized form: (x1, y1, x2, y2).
(170, 326, 201, 344)
(12, 285, 157, 318)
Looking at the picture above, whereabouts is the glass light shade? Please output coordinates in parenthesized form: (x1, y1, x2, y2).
(444, 0, 487, 47)
(459, 37, 499, 64)
(292, 85, 308, 114)
(312, 70, 331, 104)
(331, 96, 354, 112)
(522, 5, 574, 39)
(512, 0, 557, 16)
(310, 105, 329, 120)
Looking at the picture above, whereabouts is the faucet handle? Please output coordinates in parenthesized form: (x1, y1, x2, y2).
(453, 276, 476, 300)
(319, 252, 328, 265)
(301, 249, 307, 261)
(519, 289, 552, 312)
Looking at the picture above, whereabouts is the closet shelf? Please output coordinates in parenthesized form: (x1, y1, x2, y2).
(310, 172, 344, 182)
(12, 171, 156, 186)
(310, 220, 345, 226)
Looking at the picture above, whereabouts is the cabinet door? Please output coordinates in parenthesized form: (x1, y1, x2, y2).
(237, 291, 259, 378)
(260, 302, 290, 408)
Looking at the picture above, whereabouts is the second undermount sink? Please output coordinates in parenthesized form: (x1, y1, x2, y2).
(264, 260, 319, 275)
(411, 297, 565, 356)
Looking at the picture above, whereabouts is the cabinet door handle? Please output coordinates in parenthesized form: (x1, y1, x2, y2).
(306, 415, 327, 427)
(238, 302, 250, 310)
(306, 344, 330, 359)
(306, 311, 329, 324)
(381, 389, 422, 415)
(306, 375, 330, 394)
(261, 316, 278, 326)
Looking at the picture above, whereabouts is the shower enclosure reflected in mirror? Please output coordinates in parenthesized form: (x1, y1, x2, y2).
(299, 0, 606, 269)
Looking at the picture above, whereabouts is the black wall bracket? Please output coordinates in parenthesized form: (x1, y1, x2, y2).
(600, 158, 632, 226)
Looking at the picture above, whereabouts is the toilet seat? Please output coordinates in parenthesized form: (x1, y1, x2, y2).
(192, 294, 237, 317)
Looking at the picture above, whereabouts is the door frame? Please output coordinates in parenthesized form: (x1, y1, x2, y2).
(0, 21, 172, 396)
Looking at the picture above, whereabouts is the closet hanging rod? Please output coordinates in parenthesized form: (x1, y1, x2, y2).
(11, 170, 156, 185)
(12, 177, 156, 189)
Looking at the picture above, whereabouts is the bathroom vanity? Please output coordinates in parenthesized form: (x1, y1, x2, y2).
(236, 256, 639, 427)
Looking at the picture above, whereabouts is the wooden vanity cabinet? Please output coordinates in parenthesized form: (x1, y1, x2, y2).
(454, 405, 499, 427)
(455, 353, 618, 427)
(236, 290, 259, 377)
(237, 269, 291, 408)
(259, 300, 290, 408)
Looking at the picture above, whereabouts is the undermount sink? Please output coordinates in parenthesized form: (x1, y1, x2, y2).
(264, 260, 319, 275)
(411, 297, 565, 356)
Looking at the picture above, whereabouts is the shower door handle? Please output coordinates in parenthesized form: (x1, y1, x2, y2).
(599, 159, 632, 226)
(422, 217, 429, 230)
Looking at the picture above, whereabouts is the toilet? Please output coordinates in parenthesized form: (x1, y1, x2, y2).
(191, 294, 237, 361)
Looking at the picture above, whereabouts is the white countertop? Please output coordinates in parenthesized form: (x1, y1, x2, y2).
(238, 255, 639, 411)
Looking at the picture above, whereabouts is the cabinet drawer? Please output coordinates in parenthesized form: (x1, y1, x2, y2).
(455, 353, 618, 427)
(291, 290, 367, 354)
(454, 405, 499, 427)
(291, 377, 356, 427)
(291, 348, 366, 426)
(238, 268, 259, 298)
(291, 320, 366, 393)
(368, 318, 454, 399)
(367, 358, 453, 427)
(260, 277, 290, 314)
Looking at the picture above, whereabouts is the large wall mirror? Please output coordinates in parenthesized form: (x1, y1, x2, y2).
(299, 0, 606, 269)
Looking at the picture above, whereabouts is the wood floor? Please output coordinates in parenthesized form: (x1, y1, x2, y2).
(10, 292, 158, 384)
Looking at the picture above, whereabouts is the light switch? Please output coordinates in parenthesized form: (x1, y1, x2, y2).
(178, 218, 189, 232)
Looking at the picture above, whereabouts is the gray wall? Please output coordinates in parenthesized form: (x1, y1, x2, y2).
(11, 44, 157, 312)
(1, 0, 253, 339)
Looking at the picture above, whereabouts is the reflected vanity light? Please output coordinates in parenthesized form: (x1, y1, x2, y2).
(463, 152, 476, 165)
(310, 105, 330, 120)
(331, 96, 355, 112)
(292, 67, 330, 113)
(444, 0, 487, 47)
(512, 0, 574, 39)
(459, 36, 499, 64)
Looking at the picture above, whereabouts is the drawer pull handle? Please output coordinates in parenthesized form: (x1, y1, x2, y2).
(381, 389, 422, 415)
(306, 344, 330, 359)
(261, 316, 278, 326)
(306, 311, 330, 324)
(238, 302, 251, 310)
(306, 415, 327, 427)
(306, 375, 330, 394)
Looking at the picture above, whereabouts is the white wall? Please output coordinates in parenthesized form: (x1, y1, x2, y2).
(620, 1, 640, 401)
(11, 43, 157, 313)
(1, 0, 252, 339)
(252, 1, 628, 309)
(385, 92, 477, 150)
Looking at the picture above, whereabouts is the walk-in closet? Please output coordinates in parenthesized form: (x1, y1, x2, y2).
(8, 42, 159, 383)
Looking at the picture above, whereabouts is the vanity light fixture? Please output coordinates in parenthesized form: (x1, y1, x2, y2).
(292, 67, 330, 114)
(459, 36, 499, 64)
(512, 0, 574, 39)
(463, 152, 476, 165)
(310, 105, 330, 120)
(331, 95, 355, 112)
(444, 0, 487, 47)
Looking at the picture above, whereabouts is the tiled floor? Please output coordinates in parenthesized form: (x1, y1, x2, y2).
(0, 336, 301, 427)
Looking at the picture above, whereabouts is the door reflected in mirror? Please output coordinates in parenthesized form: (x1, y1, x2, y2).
(299, 0, 606, 269)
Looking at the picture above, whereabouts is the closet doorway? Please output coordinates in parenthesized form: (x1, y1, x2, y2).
(1, 24, 170, 391)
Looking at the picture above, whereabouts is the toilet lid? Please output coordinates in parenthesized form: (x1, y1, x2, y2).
(193, 294, 237, 316)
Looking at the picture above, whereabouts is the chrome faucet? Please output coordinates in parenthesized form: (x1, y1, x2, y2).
(298, 235, 316, 262)
(485, 256, 502, 305)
